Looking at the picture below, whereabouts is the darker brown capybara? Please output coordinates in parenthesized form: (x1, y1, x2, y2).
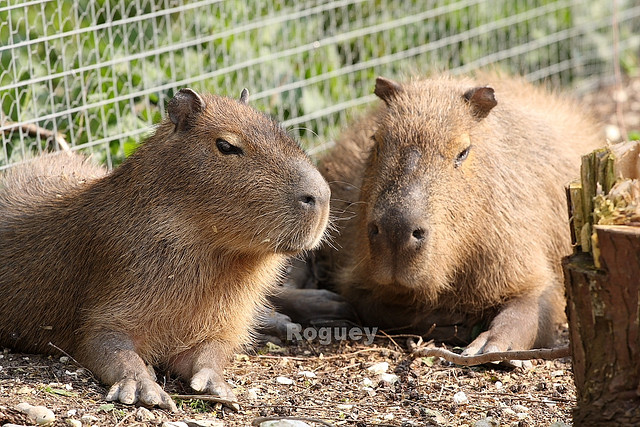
(281, 73, 601, 354)
(0, 88, 330, 410)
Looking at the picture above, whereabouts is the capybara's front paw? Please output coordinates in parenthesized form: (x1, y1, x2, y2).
(106, 376, 177, 412)
(462, 330, 507, 356)
(190, 367, 239, 410)
(462, 330, 532, 368)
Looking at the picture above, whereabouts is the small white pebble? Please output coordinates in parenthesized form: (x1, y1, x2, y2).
(66, 419, 82, 427)
(473, 417, 498, 427)
(297, 371, 316, 378)
(367, 361, 389, 374)
(336, 404, 353, 410)
(379, 373, 399, 385)
(363, 387, 376, 397)
(512, 404, 529, 413)
(59, 356, 70, 363)
(551, 370, 564, 377)
(494, 381, 502, 389)
(16, 402, 32, 412)
(517, 412, 529, 420)
(81, 415, 99, 424)
(135, 407, 155, 422)
(66, 409, 77, 417)
(276, 376, 294, 385)
(383, 413, 394, 420)
(247, 388, 259, 400)
(361, 377, 373, 387)
(16, 403, 55, 425)
(503, 408, 516, 416)
(453, 391, 469, 404)
(17, 386, 32, 394)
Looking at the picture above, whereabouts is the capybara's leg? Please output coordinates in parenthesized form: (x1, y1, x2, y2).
(269, 287, 359, 325)
(462, 284, 557, 355)
(170, 341, 235, 403)
(255, 306, 297, 345)
(79, 331, 177, 411)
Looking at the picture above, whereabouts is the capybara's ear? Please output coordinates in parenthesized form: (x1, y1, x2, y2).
(463, 86, 497, 120)
(374, 77, 403, 106)
(239, 88, 249, 105)
(168, 88, 205, 131)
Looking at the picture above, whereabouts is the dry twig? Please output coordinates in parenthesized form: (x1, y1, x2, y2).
(1, 118, 70, 151)
(409, 340, 570, 366)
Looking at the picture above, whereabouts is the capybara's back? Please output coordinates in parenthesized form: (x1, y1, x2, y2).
(0, 153, 107, 354)
(318, 72, 601, 353)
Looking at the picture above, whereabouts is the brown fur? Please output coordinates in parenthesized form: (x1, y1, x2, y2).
(0, 89, 330, 408)
(317, 73, 601, 351)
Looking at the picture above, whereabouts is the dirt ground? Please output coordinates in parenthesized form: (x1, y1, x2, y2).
(0, 335, 574, 427)
(1, 74, 638, 427)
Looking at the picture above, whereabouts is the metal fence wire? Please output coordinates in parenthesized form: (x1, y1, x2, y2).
(1, 0, 639, 169)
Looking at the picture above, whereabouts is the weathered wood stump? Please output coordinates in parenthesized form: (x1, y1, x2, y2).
(563, 225, 640, 425)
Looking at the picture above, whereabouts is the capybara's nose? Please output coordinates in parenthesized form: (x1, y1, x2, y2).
(368, 208, 427, 254)
(295, 165, 330, 214)
(297, 193, 317, 208)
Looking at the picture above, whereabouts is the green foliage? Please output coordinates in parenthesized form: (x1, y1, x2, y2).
(96, 403, 127, 418)
(0, 0, 633, 168)
(174, 398, 215, 414)
(41, 385, 78, 397)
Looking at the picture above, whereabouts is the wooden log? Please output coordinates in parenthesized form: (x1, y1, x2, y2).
(563, 225, 640, 425)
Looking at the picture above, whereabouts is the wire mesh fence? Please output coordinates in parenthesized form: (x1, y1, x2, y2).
(1, 0, 639, 169)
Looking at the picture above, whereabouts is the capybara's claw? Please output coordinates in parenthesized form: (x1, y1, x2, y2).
(106, 377, 177, 412)
(191, 367, 234, 398)
(190, 367, 238, 409)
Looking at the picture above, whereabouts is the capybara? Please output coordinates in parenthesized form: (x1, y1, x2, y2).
(302, 73, 601, 354)
(0, 88, 330, 410)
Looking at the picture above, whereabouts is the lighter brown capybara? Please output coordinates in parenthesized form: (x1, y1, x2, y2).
(0, 88, 330, 410)
(309, 73, 601, 354)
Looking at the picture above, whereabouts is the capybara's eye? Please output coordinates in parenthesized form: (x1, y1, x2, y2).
(454, 145, 471, 167)
(216, 138, 243, 155)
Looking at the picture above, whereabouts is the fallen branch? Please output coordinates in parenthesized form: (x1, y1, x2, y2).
(409, 341, 571, 366)
(2, 119, 70, 151)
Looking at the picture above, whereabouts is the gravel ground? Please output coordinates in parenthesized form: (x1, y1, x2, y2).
(1, 74, 638, 427)
(0, 336, 574, 427)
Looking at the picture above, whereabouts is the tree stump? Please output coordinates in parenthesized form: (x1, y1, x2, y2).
(563, 225, 640, 425)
